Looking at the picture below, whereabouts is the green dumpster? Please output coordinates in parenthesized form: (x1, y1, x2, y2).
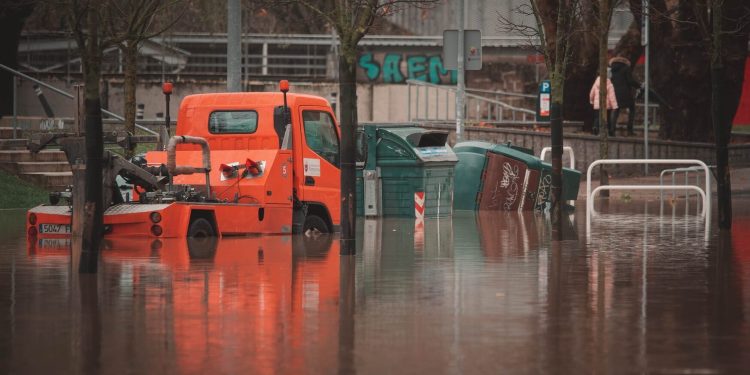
(453, 141, 580, 211)
(356, 124, 458, 218)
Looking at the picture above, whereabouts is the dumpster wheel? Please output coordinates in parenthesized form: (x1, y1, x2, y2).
(303, 214, 329, 234)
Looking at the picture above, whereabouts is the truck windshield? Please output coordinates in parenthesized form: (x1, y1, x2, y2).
(209, 111, 258, 134)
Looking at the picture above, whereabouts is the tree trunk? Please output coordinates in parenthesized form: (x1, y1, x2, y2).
(712, 60, 731, 230)
(598, 0, 611, 198)
(79, 6, 105, 274)
(711, 1, 730, 230)
(563, 52, 597, 132)
(562, 1, 598, 131)
(648, 0, 748, 142)
(549, 69, 564, 228)
(123, 41, 138, 158)
(0, 2, 36, 117)
(534, 0, 570, 230)
(338, 47, 357, 255)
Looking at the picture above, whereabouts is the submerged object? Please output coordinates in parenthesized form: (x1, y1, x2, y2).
(453, 141, 580, 211)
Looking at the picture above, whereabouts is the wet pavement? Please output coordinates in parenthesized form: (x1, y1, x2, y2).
(1, 197, 750, 374)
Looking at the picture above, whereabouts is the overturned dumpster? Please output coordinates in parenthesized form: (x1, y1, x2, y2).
(356, 124, 457, 217)
(453, 141, 580, 211)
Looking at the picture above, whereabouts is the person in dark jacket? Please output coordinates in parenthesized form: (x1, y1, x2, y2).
(609, 56, 641, 136)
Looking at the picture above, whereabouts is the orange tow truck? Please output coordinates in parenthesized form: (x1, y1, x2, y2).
(27, 81, 341, 238)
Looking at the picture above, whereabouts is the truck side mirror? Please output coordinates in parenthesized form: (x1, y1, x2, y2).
(273, 106, 291, 148)
(355, 130, 367, 169)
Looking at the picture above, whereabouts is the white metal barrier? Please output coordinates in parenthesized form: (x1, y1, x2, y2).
(586, 159, 711, 240)
(659, 166, 706, 202)
(659, 166, 708, 217)
(539, 146, 575, 170)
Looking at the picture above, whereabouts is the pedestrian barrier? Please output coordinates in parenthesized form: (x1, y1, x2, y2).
(539, 146, 575, 170)
(659, 166, 708, 202)
(658, 166, 711, 217)
(586, 159, 711, 240)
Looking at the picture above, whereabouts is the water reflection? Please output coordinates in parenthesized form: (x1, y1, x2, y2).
(2, 201, 750, 373)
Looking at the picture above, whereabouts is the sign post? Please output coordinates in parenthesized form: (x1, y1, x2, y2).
(642, 0, 650, 174)
(443, 27, 482, 143)
(443, 30, 483, 71)
(537, 80, 551, 122)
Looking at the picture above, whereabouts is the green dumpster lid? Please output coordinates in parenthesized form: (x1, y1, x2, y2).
(376, 127, 458, 164)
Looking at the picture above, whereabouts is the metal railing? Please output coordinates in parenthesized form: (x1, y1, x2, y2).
(539, 146, 575, 170)
(634, 102, 660, 130)
(406, 79, 536, 125)
(659, 166, 708, 202)
(586, 159, 711, 241)
(659, 166, 713, 218)
(0, 63, 159, 138)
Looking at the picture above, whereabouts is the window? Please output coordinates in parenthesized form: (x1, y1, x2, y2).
(303, 111, 339, 167)
(208, 111, 258, 134)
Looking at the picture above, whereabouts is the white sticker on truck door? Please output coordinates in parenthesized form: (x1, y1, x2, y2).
(303, 158, 321, 177)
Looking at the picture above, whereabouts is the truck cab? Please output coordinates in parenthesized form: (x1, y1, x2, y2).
(145, 87, 341, 234)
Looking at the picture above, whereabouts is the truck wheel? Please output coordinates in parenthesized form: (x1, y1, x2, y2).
(188, 218, 215, 238)
(303, 214, 329, 234)
(187, 236, 218, 260)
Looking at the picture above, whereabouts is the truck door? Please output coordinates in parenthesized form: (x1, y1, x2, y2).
(296, 107, 341, 222)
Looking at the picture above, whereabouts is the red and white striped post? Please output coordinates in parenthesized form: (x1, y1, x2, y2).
(414, 191, 425, 252)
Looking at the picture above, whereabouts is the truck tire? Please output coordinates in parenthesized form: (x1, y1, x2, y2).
(187, 236, 218, 260)
(188, 218, 215, 238)
(303, 214, 329, 234)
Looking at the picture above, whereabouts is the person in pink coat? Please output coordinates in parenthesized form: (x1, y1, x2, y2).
(589, 75, 619, 136)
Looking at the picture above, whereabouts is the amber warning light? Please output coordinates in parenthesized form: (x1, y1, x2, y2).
(162, 82, 173, 95)
(279, 80, 289, 93)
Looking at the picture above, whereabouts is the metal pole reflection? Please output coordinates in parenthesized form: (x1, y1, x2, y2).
(338, 254, 356, 375)
(640, 201, 648, 370)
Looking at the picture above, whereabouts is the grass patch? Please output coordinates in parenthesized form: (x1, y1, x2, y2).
(0, 170, 50, 209)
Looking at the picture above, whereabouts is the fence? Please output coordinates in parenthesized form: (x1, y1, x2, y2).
(585, 159, 711, 242)
(406, 79, 536, 125)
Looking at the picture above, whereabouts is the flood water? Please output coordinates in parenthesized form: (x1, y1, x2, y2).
(2, 198, 750, 374)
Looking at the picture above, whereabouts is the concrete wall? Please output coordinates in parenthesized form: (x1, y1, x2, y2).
(421, 123, 750, 177)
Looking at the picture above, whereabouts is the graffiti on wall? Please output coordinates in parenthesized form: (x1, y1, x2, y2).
(358, 52, 457, 84)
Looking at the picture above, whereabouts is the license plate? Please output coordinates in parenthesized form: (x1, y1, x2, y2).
(38, 223, 72, 234)
(38, 238, 71, 248)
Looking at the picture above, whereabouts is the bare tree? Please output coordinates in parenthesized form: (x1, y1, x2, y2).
(702, 0, 749, 230)
(103, 0, 182, 158)
(500, 0, 583, 229)
(620, 0, 748, 229)
(288, 0, 437, 254)
(0, 1, 37, 118)
(65, 0, 114, 273)
(593, 0, 624, 197)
